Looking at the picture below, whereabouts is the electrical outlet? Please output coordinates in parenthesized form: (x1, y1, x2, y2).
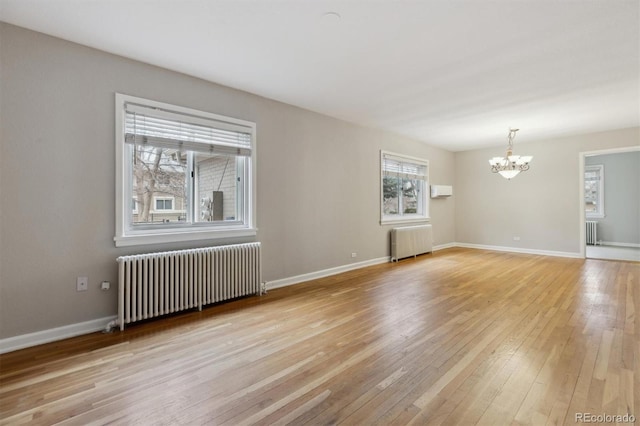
(351, 252, 357, 258)
(513, 236, 521, 241)
(101, 281, 110, 291)
(77, 276, 88, 292)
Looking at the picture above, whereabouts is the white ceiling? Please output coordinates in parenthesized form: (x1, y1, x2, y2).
(1, 0, 638, 151)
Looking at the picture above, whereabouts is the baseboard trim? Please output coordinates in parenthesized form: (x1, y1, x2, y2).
(267, 256, 390, 291)
(433, 242, 457, 251)
(455, 243, 583, 259)
(257, 242, 585, 292)
(599, 241, 640, 248)
(0, 316, 116, 355)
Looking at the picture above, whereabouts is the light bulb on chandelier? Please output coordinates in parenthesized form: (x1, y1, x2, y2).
(488, 128, 533, 179)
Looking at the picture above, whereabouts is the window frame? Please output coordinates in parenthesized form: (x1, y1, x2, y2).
(114, 93, 257, 247)
(380, 150, 430, 225)
(585, 164, 605, 219)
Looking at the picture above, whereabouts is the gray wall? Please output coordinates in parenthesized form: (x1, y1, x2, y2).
(0, 24, 455, 339)
(585, 151, 640, 245)
(455, 128, 640, 253)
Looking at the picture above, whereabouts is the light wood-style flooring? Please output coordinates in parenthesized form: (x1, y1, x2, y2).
(587, 245, 640, 262)
(1, 248, 639, 425)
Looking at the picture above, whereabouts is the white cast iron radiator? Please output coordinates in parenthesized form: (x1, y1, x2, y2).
(391, 225, 433, 262)
(116, 243, 262, 330)
(586, 221, 598, 246)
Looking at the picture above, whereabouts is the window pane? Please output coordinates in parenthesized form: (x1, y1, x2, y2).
(584, 166, 602, 215)
(155, 199, 173, 210)
(131, 146, 187, 225)
(195, 153, 240, 222)
(585, 177, 597, 212)
(383, 176, 400, 215)
(402, 178, 420, 214)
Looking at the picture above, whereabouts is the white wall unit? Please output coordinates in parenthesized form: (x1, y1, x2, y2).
(431, 185, 453, 198)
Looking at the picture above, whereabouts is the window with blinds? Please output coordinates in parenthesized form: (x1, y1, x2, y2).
(114, 94, 257, 247)
(585, 164, 604, 218)
(381, 151, 429, 224)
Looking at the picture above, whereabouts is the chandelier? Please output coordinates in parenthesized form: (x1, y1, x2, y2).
(488, 128, 532, 179)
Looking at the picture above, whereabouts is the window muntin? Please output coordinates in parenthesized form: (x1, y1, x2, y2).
(585, 164, 604, 218)
(115, 94, 256, 247)
(381, 151, 429, 224)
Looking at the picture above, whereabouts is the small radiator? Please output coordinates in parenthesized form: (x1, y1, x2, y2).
(116, 243, 262, 330)
(586, 221, 598, 246)
(391, 225, 433, 262)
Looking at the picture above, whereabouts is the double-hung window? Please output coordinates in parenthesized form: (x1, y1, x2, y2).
(380, 151, 429, 224)
(115, 94, 256, 247)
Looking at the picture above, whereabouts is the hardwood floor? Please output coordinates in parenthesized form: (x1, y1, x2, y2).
(1, 248, 639, 425)
(587, 245, 640, 262)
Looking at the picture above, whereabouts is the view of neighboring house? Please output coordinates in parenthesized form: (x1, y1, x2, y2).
(131, 147, 238, 224)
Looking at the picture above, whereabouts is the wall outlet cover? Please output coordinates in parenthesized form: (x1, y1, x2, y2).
(77, 277, 88, 291)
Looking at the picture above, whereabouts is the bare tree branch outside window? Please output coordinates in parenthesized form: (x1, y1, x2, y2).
(133, 146, 187, 223)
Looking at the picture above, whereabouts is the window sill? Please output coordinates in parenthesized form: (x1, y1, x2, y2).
(380, 216, 430, 226)
(114, 227, 257, 247)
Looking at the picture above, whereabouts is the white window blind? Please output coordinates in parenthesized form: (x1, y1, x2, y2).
(124, 102, 252, 157)
(382, 154, 428, 179)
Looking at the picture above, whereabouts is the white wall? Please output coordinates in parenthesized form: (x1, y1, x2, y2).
(455, 128, 640, 254)
(0, 24, 455, 339)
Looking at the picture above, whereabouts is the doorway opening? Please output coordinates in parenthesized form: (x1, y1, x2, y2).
(579, 146, 640, 262)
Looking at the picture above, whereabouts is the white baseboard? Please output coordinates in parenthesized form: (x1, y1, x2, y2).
(599, 241, 640, 248)
(0, 316, 116, 355)
(433, 242, 457, 251)
(455, 242, 583, 259)
(266, 241, 583, 292)
(267, 256, 390, 291)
